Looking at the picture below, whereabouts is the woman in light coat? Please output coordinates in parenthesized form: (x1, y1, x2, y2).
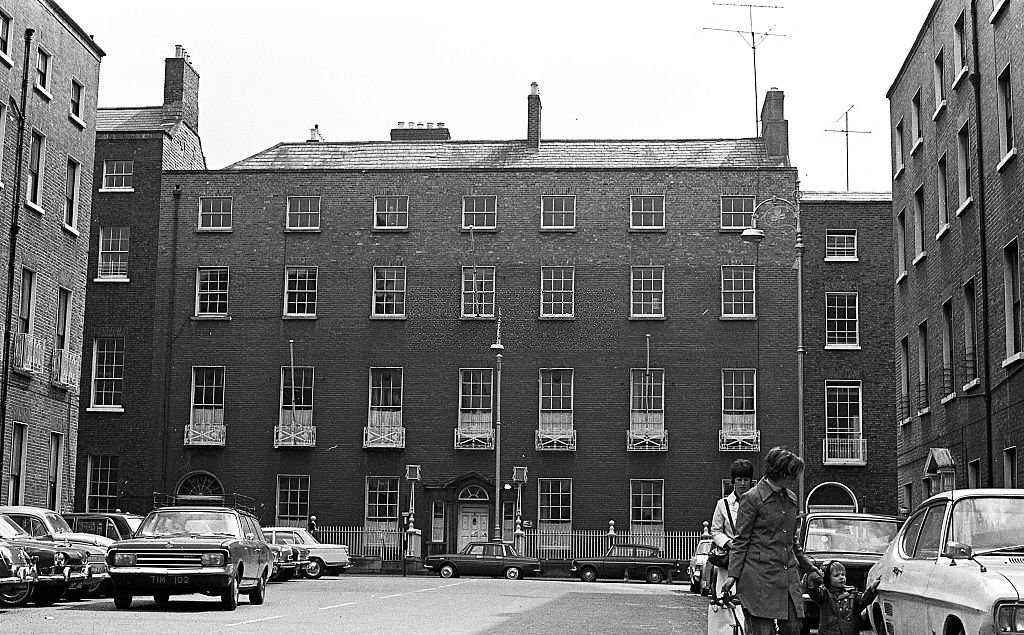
(707, 459, 753, 635)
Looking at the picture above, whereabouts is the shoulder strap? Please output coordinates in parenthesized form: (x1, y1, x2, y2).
(724, 496, 736, 534)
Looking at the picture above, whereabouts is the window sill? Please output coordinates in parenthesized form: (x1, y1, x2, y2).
(899, 417, 913, 427)
(197, 227, 233, 233)
(0, 50, 11, 68)
(824, 256, 859, 263)
(962, 377, 981, 392)
(893, 164, 905, 180)
(824, 344, 862, 351)
(990, 0, 1009, 23)
(283, 315, 318, 320)
(369, 314, 407, 320)
(285, 227, 322, 233)
(460, 226, 497, 233)
(936, 223, 951, 241)
(25, 200, 44, 215)
(68, 112, 87, 130)
(911, 138, 924, 156)
(917, 407, 931, 417)
(192, 315, 232, 321)
(912, 252, 927, 266)
(459, 315, 496, 321)
(941, 392, 957, 405)
(33, 83, 52, 102)
(997, 147, 1017, 172)
(895, 270, 908, 285)
(539, 227, 578, 233)
(86, 406, 124, 413)
(955, 197, 973, 217)
(628, 227, 667, 233)
(719, 315, 757, 321)
(372, 227, 409, 232)
(62, 223, 80, 237)
(98, 187, 135, 194)
(629, 315, 667, 321)
(932, 101, 947, 121)
(952, 66, 969, 90)
(539, 315, 576, 321)
(93, 277, 130, 283)
(1000, 351, 1024, 368)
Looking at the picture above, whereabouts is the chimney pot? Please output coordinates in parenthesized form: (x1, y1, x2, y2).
(438, 121, 445, 128)
(397, 121, 404, 128)
(175, 44, 184, 58)
(427, 122, 434, 128)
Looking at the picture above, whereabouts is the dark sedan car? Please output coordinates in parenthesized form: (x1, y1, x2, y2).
(423, 542, 540, 580)
(570, 543, 681, 584)
(0, 514, 88, 606)
(64, 512, 144, 542)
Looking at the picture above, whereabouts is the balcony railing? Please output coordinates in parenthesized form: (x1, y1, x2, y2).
(823, 437, 867, 465)
(536, 411, 575, 451)
(719, 413, 760, 451)
(454, 411, 494, 449)
(11, 333, 46, 374)
(895, 394, 911, 422)
(50, 348, 80, 389)
(364, 408, 405, 449)
(275, 409, 316, 448)
(184, 410, 226, 446)
(627, 411, 667, 451)
(916, 381, 930, 412)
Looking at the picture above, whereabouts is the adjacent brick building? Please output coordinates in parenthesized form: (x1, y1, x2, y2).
(888, 0, 1024, 506)
(0, 0, 103, 509)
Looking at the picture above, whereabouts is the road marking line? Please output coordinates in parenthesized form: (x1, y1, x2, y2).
(319, 602, 357, 610)
(378, 593, 403, 598)
(226, 616, 283, 627)
(414, 580, 475, 592)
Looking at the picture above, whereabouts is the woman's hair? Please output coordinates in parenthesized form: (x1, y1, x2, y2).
(822, 560, 846, 588)
(763, 446, 805, 481)
(730, 459, 754, 482)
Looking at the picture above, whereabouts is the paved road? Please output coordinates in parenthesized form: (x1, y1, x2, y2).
(0, 575, 714, 634)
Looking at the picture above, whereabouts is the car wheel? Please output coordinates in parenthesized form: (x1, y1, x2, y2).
(504, 567, 522, 580)
(63, 588, 86, 602)
(0, 583, 33, 606)
(248, 570, 267, 605)
(579, 567, 598, 583)
(439, 563, 457, 579)
(113, 590, 133, 610)
(306, 558, 325, 579)
(153, 592, 169, 606)
(646, 568, 665, 584)
(221, 573, 239, 611)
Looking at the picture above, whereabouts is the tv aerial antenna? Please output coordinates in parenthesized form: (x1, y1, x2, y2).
(704, 2, 786, 136)
(825, 105, 871, 191)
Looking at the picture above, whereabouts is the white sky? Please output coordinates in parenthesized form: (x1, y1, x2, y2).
(59, 0, 933, 192)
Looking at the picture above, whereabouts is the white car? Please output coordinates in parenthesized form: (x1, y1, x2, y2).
(866, 488, 1024, 635)
(264, 527, 351, 578)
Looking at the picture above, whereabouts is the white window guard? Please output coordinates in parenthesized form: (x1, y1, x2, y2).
(50, 348, 80, 389)
(719, 413, 760, 451)
(455, 411, 494, 449)
(12, 333, 46, 374)
(536, 411, 576, 451)
(364, 409, 405, 448)
(823, 437, 867, 465)
(275, 410, 316, 448)
(627, 411, 667, 451)
(184, 421, 226, 446)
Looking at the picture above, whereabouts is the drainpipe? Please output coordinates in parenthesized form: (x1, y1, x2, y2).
(160, 184, 183, 493)
(968, 0, 995, 487)
(0, 28, 34, 504)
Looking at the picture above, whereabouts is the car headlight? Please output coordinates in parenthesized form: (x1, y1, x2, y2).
(53, 551, 66, 568)
(997, 604, 1024, 633)
(201, 552, 225, 566)
(113, 552, 137, 566)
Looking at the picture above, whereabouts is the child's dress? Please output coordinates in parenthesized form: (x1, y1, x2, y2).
(806, 583, 878, 635)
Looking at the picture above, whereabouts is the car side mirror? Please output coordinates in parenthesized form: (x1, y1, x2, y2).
(943, 541, 973, 559)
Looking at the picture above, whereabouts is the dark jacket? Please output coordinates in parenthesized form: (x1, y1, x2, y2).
(727, 478, 816, 619)
(807, 583, 878, 635)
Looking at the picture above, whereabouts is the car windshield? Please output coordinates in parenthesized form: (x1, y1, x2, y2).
(44, 512, 73, 533)
(804, 517, 900, 555)
(137, 511, 239, 537)
(949, 496, 1024, 553)
(695, 541, 711, 555)
(292, 529, 319, 545)
(0, 515, 27, 539)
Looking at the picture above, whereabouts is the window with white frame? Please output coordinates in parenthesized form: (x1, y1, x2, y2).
(27, 130, 44, 207)
(911, 91, 923, 145)
(937, 155, 949, 231)
(722, 369, 756, 424)
(957, 123, 971, 204)
(630, 479, 664, 527)
(998, 65, 1015, 159)
(631, 368, 664, 415)
(195, 267, 229, 316)
(86, 455, 118, 512)
(913, 187, 925, 259)
(276, 475, 310, 524)
(199, 197, 232, 230)
(721, 195, 755, 229)
(64, 157, 80, 228)
(18, 268, 35, 335)
(461, 266, 495, 317)
(825, 292, 859, 347)
(47, 432, 62, 510)
(721, 265, 755, 317)
(372, 266, 406, 317)
(374, 195, 409, 229)
(281, 366, 314, 425)
(538, 478, 572, 530)
(287, 196, 320, 230)
(191, 366, 225, 425)
(35, 47, 50, 92)
(825, 229, 857, 259)
(7, 422, 25, 504)
(0, 11, 9, 58)
(284, 266, 317, 316)
(894, 119, 905, 172)
(541, 195, 576, 229)
(539, 368, 573, 419)
(91, 337, 124, 408)
(631, 266, 664, 317)
(430, 500, 445, 542)
(70, 79, 83, 120)
(540, 266, 574, 317)
(934, 49, 946, 110)
(98, 227, 129, 279)
(896, 210, 907, 277)
(460, 368, 493, 421)
(102, 160, 133, 190)
(1004, 239, 1022, 357)
(954, 12, 968, 76)
(365, 476, 399, 523)
(825, 380, 862, 439)
(55, 288, 71, 351)
(630, 195, 665, 229)
(462, 195, 496, 229)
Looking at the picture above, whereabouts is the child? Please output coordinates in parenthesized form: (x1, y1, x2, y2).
(806, 560, 880, 635)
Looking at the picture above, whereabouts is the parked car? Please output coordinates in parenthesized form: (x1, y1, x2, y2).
(423, 542, 541, 579)
(866, 489, 1024, 635)
(0, 514, 88, 606)
(797, 511, 902, 633)
(0, 536, 34, 606)
(0, 506, 112, 599)
(687, 538, 712, 594)
(64, 512, 144, 541)
(263, 526, 350, 579)
(569, 543, 681, 584)
(106, 505, 273, 610)
(268, 543, 309, 582)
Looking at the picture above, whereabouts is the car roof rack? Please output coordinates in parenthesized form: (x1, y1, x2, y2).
(152, 492, 256, 515)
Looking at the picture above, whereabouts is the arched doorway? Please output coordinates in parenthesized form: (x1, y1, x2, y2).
(175, 471, 224, 499)
(806, 482, 858, 513)
(457, 485, 490, 550)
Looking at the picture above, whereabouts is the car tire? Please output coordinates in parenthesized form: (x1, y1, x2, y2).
(439, 563, 457, 578)
(221, 574, 239, 611)
(579, 567, 598, 583)
(248, 571, 267, 605)
(153, 592, 169, 606)
(504, 567, 522, 580)
(645, 568, 665, 584)
(0, 582, 33, 606)
(306, 558, 325, 579)
(113, 590, 132, 610)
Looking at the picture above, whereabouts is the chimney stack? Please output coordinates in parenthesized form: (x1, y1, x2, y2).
(164, 44, 200, 133)
(390, 121, 451, 141)
(760, 88, 789, 161)
(527, 82, 542, 149)
(307, 124, 324, 143)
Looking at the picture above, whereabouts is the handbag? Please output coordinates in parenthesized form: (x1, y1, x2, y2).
(707, 497, 737, 568)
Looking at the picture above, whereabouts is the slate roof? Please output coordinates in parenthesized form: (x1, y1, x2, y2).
(96, 107, 173, 133)
(224, 138, 785, 171)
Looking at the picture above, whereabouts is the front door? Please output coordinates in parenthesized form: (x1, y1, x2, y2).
(458, 505, 489, 551)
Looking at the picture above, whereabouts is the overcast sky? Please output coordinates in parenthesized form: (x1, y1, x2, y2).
(60, 0, 932, 193)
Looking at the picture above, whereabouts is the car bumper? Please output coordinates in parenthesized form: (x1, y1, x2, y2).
(0, 563, 35, 587)
(109, 566, 236, 593)
(36, 568, 86, 589)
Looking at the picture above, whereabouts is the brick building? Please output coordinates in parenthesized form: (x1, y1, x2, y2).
(77, 68, 898, 550)
(888, 0, 1024, 507)
(0, 0, 103, 508)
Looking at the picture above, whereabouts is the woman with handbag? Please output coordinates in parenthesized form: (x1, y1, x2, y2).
(707, 459, 753, 635)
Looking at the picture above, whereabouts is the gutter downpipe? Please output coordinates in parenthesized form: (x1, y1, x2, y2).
(0, 28, 34, 504)
(968, 0, 995, 487)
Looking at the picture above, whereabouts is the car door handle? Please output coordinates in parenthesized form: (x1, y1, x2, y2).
(892, 566, 903, 576)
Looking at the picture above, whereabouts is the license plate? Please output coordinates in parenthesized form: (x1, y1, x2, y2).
(150, 575, 190, 585)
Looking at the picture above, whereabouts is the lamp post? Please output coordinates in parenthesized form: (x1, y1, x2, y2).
(740, 187, 805, 510)
(491, 310, 504, 541)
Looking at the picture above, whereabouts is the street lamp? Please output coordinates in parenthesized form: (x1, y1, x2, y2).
(740, 187, 805, 510)
(491, 310, 504, 541)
